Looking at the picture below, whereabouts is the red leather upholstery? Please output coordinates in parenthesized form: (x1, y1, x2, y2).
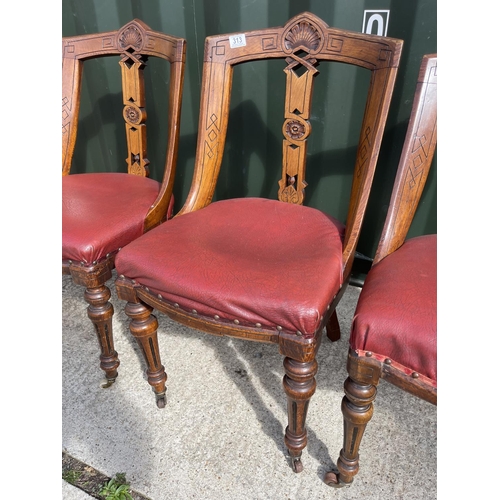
(350, 234, 436, 382)
(62, 173, 160, 265)
(115, 198, 345, 337)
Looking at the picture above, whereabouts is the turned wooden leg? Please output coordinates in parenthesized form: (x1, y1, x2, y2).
(124, 301, 167, 408)
(324, 352, 380, 488)
(326, 310, 341, 342)
(282, 357, 318, 473)
(336, 377, 376, 486)
(84, 285, 119, 387)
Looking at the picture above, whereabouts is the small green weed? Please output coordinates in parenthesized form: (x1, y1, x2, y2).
(99, 473, 133, 500)
(62, 469, 82, 485)
(115, 473, 128, 484)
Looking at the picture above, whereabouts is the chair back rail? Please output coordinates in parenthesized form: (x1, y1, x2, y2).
(374, 54, 437, 265)
(62, 19, 186, 230)
(178, 12, 402, 281)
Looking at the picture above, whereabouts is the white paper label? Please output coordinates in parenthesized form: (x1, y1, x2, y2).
(229, 34, 246, 48)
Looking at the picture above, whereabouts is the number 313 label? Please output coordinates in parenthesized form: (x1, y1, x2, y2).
(229, 34, 246, 48)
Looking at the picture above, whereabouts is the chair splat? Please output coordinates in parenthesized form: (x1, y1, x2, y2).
(120, 50, 149, 177)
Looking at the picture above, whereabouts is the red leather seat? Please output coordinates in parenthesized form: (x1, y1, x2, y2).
(350, 234, 436, 384)
(116, 197, 345, 336)
(63, 173, 161, 265)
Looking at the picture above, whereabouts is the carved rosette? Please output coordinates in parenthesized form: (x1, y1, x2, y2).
(284, 119, 309, 141)
(123, 104, 145, 125)
(118, 24, 144, 52)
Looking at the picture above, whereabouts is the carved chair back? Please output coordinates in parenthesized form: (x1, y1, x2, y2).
(62, 19, 186, 230)
(179, 12, 403, 282)
(373, 54, 437, 265)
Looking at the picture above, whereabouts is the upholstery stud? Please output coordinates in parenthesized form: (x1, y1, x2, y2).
(384, 358, 392, 365)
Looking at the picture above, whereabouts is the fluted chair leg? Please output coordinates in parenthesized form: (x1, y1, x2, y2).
(84, 285, 119, 387)
(324, 355, 380, 487)
(124, 301, 167, 408)
(283, 356, 318, 473)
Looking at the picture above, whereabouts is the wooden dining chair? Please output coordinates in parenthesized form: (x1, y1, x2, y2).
(114, 12, 403, 472)
(324, 54, 437, 488)
(62, 19, 186, 387)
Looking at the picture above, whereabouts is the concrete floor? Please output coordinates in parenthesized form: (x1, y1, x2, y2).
(62, 273, 437, 499)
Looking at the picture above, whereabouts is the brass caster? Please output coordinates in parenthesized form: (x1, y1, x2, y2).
(101, 377, 117, 389)
(324, 470, 350, 488)
(291, 457, 303, 473)
(155, 392, 166, 409)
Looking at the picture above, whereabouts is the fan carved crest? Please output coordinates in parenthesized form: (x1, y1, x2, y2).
(118, 25, 143, 51)
(284, 21, 321, 53)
